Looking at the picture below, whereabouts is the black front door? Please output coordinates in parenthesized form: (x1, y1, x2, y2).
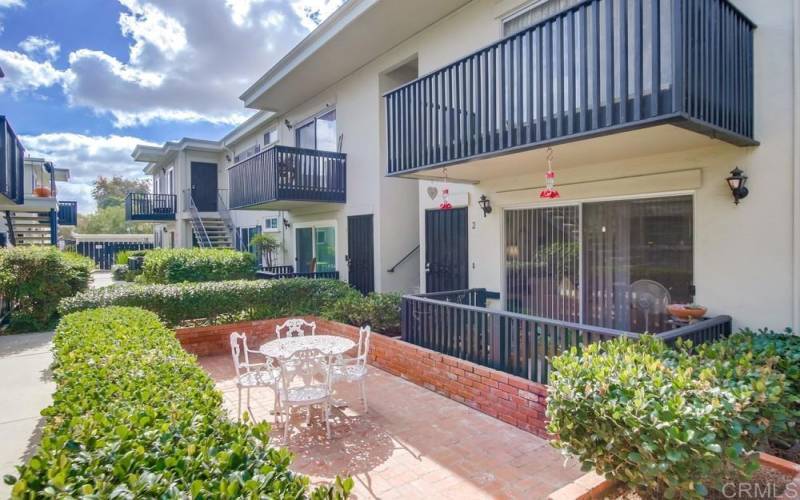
(190, 162, 217, 211)
(425, 208, 468, 292)
(347, 214, 374, 294)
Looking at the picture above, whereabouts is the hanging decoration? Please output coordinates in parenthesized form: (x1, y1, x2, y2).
(539, 147, 560, 199)
(439, 167, 453, 210)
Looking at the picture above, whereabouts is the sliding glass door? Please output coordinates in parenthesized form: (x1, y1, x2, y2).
(295, 225, 336, 273)
(505, 195, 693, 333)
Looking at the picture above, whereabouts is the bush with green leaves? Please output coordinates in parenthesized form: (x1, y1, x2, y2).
(0, 247, 94, 332)
(59, 278, 355, 327)
(140, 248, 256, 284)
(547, 335, 784, 498)
(5, 307, 351, 498)
(110, 264, 129, 281)
(694, 329, 800, 453)
(323, 292, 402, 336)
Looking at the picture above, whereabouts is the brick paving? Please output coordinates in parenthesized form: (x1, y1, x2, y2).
(199, 353, 582, 499)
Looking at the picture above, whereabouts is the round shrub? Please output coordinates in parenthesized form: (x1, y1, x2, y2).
(140, 248, 256, 284)
(0, 247, 93, 332)
(547, 335, 784, 498)
(323, 292, 402, 336)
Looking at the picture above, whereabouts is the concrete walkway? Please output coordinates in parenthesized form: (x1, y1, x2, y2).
(0, 331, 54, 497)
(90, 270, 115, 289)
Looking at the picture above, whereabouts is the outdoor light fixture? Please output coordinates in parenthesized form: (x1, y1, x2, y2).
(478, 195, 492, 217)
(284, 119, 293, 130)
(283, 218, 291, 229)
(726, 167, 749, 205)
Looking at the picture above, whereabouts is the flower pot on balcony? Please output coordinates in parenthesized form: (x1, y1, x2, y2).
(33, 186, 51, 197)
(667, 303, 707, 321)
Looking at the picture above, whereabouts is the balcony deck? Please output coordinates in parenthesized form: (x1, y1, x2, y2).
(0, 116, 25, 205)
(124, 193, 177, 222)
(57, 201, 77, 226)
(384, 0, 756, 178)
(199, 354, 582, 499)
(229, 145, 346, 210)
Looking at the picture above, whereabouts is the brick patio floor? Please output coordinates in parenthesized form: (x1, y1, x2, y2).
(199, 354, 583, 499)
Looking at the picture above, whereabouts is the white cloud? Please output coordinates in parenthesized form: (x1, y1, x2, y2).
(20, 133, 158, 213)
(19, 36, 61, 61)
(0, 49, 70, 93)
(0, 0, 345, 127)
(0, 0, 24, 7)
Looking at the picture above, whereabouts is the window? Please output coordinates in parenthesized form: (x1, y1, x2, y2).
(264, 129, 278, 146)
(265, 217, 279, 231)
(505, 195, 693, 334)
(166, 168, 174, 195)
(295, 224, 336, 273)
(295, 109, 337, 152)
(502, 0, 583, 36)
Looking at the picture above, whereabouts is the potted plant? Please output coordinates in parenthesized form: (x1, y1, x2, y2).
(249, 233, 281, 269)
(667, 302, 708, 320)
(33, 186, 51, 197)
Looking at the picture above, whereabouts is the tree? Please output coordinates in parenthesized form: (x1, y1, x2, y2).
(76, 205, 151, 234)
(249, 233, 281, 268)
(92, 176, 150, 210)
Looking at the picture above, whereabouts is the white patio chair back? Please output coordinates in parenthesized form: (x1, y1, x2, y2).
(276, 318, 317, 339)
(330, 326, 371, 412)
(354, 325, 371, 369)
(230, 331, 257, 377)
(277, 347, 334, 441)
(229, 332, 282, 422)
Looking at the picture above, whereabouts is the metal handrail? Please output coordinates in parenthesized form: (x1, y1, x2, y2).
(655, 315, 733, 343)
(183, 189, 211, 248)
(387, 245, 420, 273)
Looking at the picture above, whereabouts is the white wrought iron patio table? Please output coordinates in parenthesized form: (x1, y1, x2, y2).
(259, 335, 355, 359)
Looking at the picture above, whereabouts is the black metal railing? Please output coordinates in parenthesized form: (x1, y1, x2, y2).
(125, 193, 177, 221)
(384, 0, 755, 176)
(229, 145, 346, 209)
(0, 116, 25, 204)
(57, 201, 78, 226)
(401, 288, 732, 384)
(256, 266, 340, 281)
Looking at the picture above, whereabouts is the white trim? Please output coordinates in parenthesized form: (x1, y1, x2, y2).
(793, 0, 800, 331)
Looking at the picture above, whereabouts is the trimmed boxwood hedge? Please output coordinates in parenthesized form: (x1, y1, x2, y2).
(5, 307, 351, 498)
(140, 248, 256, 284)
(59, 278, 355, 327)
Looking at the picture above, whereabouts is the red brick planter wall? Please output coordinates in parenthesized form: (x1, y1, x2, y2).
(175, 317, 550, 438)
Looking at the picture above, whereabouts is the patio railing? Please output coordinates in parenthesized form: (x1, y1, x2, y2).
(401, 288, 732, 384)
(256, 265, 340, 281)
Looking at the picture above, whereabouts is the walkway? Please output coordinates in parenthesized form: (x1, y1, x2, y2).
(200, 354, 582, 499)
(0, 331, 54, 498)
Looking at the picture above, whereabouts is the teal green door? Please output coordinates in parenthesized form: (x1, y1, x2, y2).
(296, 228, 314, 273)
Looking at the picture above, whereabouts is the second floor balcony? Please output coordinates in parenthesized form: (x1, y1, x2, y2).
(0, 116, 25, 205)
(57, 201, 78, 226)
(125, 193, 177, 222)
(384, 0, 756, 178)
(229, 145, 346, 210)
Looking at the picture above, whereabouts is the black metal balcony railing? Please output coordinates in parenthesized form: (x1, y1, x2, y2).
(385, 0, 756, 176)
(229, 145, 346, 210)
(57, 201, 78, 226)
(401, 288, 732, 384)
(0, 116, 25, 204)
(125, 193, 177, 221)
(256, 265, 340, 280)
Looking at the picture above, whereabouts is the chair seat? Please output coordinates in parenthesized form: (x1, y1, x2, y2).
(283, 385, 331, 405)
(332, 364, 367, 381)
(237, 369, 280, 388)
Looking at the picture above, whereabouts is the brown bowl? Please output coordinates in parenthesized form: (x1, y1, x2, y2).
(667, 304, 707, 320)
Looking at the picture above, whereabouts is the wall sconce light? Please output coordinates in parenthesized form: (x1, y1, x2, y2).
(726, 167, 749, 205)
(284, 119, 293, 130)
(478, 195, 492, 217)
(225, 154, 231, 162)
(283, 218, 291, 229)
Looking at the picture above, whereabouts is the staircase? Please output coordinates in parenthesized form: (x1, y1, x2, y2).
(5, 211, 54, 246)
(185, 190, 233, 249)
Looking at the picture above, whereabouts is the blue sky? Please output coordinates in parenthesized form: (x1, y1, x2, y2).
(0, 0, 343, 212)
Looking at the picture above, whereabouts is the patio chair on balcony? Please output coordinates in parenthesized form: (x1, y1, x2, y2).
(275, 318, 317, 338)
(331, 326, 371, 412)
(277, 348, 334, 441)
(229, 332, 282, 422)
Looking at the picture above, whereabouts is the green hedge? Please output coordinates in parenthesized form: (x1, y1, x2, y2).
(0, 247, 94, 332)
(140, 248, 256, 284)
(547, 334, 789, 498)
(59, 278, 355, 327)
(323, 292, 402, 336)
(5, 307, 350, 498)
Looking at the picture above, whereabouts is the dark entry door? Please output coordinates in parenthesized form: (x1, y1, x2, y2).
(190, 162, 217, 211)
(425, 208, 468, 292)
(347, 214, 374, 294)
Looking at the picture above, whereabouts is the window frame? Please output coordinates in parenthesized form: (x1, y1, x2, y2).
(294, 107, 337, 152)
(293, 219, 337, 273)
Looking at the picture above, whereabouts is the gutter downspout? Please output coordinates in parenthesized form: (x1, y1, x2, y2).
(793, 1, 800, 332)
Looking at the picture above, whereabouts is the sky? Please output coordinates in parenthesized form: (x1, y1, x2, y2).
(0, 0, 344, 213)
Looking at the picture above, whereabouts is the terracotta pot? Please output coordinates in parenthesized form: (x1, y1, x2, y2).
(667, 304, 707, 320)
(33, 186, 51, 197)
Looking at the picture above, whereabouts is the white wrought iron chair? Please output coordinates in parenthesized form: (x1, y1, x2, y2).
(229, 332, 282, 422)
(275, 318, 317, 338)
(277, 348, 334, 442)
(331, 326, 371, 412)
